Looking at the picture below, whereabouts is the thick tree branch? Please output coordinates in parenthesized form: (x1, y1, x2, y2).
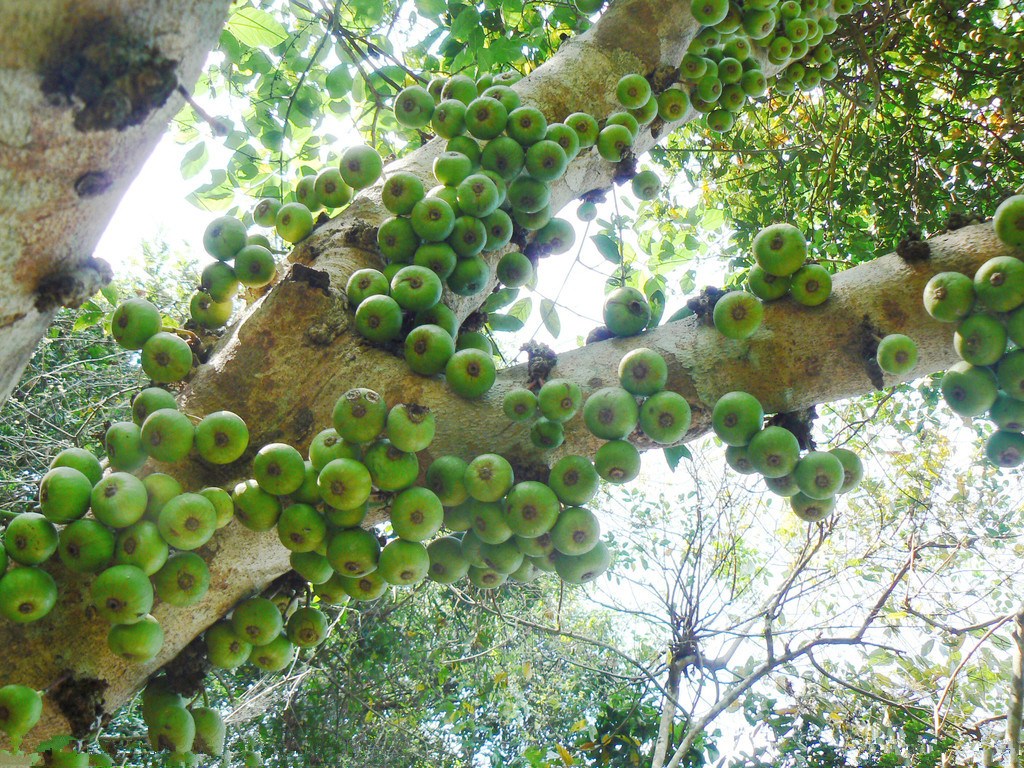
(1, 219, 1006, 746)
(0, 0, 232, 404)
(650, 659, 683, 768)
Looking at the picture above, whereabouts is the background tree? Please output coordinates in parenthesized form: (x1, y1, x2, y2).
(1, 0, 1023, 765)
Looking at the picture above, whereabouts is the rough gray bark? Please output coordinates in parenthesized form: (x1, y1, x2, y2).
(0, 0, 1012, 750)
(0, 0, 231, 405)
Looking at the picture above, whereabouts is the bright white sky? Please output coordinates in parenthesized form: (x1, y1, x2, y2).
(95, 137, 211, 274)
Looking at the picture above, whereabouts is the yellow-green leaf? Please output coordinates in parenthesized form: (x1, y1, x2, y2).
(226, 7, 288, 48)
(556, 744, 575, 765)
(540, 298, 561, 338)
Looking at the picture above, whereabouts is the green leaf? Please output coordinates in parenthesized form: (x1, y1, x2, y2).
(591, 234, 621, 264)
(226, 7, 289, 48)
(508, 296, 533, 323)
(368, 65, 407, 91)
(99, 284, 119, 306)
(679, 270, 696, 294)
(326, 65, 354, 99)
(488, 313, 525, 332)
(665, 306, 694, 323)
(351, 0, 386, 26)
(218, 29, 244, 65)
(702, 208, 725, 230)
(652, 238, 675, 262)
(187, 170, 235, 211)
(36, 734, 74, 754)
(261, 129, 285, 151)
(540, 298, 561, 337)
(416, 0, 447, 18)
(483, 287, 519, 312)
(180, 141, 208, 179)
(451, 7, 482, 42)
(663, 445, 691, 471)
(646, 289, 665, 328)
(73, 310, 104, 332)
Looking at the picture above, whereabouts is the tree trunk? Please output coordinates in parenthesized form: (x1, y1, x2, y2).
(0, 0, 1012, 748)
(0, 0, 231, 405)
(650, 659, 683, 768)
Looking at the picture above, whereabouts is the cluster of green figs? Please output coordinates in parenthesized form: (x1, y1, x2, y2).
(928, 195, 1024, 467)
(503, 348, 692, 474)
(714, 221, 919, 376)
(340, 68, 675, 393)
(179, 143, 385, 336)
(0, 1, 870, 757)
(712, 222, 833, 340)
(1, 676, 228, 765)
(0, 377, 618, 758)
(0, 396, 244, 758)
(713, 390, 863, 520)
(176, 0, 856, 351)
(684, 0, 860, 131)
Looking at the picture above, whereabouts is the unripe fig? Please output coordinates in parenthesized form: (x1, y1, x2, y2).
(0, 567, 57, 623)
(713, 290, 763, 339)
(583, 387, 639, 440)
(711, 391, 763, 446)
(554, 541, 611, 584)
(747, 426, 800, 478)
(994, 195, 1024, 248)
(876, 334, 918, 375)
(92, 564, 154, 624)
(603, 287, 650, 336)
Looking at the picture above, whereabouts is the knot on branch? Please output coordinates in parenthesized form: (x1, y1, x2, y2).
(287, 263, 331, 295)
(74, 170, 113, 198)
(343, 222, 381, 252)
(649, 65, 678, 94)
(272, 569, 311, 600)
(512, 460, 550, 485)
(50, 675, 107, 738)
(289, 406, 316, 444)
(611, 153, 638, 186)
(522, 341, 557, 390)
(181, 318, 226, 355)
(896, 230, 931, 262)
(585, 326, 616, 345)
(686, 286, 726, 325)
(293, 224, 332, 264)
(163, 636, 210, 699)
(509, 225, 530, 253)
(766, 407, 817, 452)
(305, 294, 350, 346)
(461, 311, 488, 334)
(946, 211, 984, 232)
(42, 19, 178, 132)
(35, 257, 113, 312)
(522, 241, 547, 263)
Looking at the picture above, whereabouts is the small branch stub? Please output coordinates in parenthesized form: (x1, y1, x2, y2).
(896, 230, 931, 262)
(41, 19, 179, 133)
(34, 258, 113, 312)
